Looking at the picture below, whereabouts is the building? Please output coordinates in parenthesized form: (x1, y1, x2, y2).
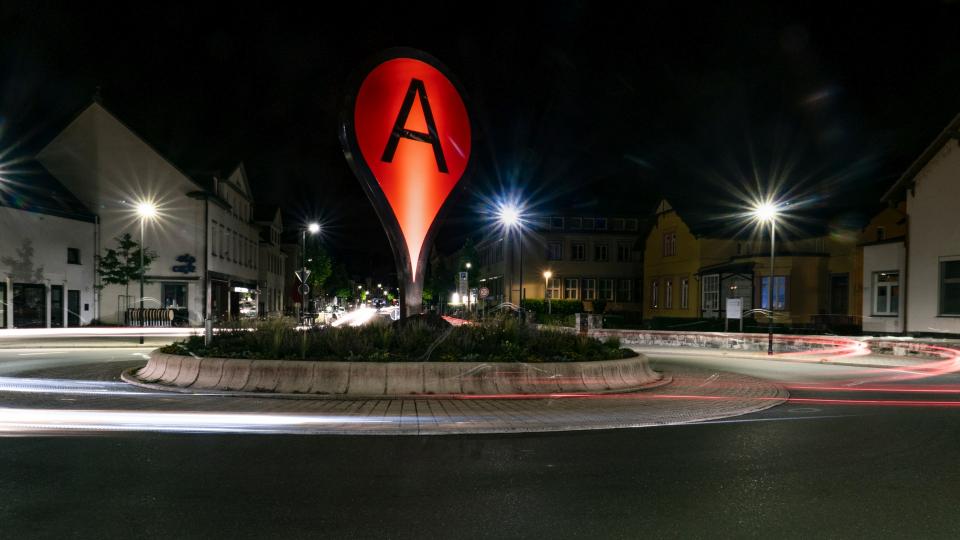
(474, 213, 644, 311)
(858, 203, 907, 334)
(36, 100, 261, 325)
(643, 199, 860, 328)
(255, 206, 287, 316)
(0, 164, 97, 328)
(882, 113, 960, 335)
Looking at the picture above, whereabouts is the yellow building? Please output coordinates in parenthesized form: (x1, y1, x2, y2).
(643, 199, 860, 329)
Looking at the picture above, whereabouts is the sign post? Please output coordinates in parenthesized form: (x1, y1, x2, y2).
(340, 49, 473, 320)
(725, 297, 743, 332)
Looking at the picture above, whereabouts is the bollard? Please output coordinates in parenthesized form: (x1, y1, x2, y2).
(204, 319, 213, 347)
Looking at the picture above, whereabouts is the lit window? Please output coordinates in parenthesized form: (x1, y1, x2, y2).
(874, 271, 899, 315)
(760, 276, 787, 310)
(564, 278, 579, 300)
(547, 278, 562, 299)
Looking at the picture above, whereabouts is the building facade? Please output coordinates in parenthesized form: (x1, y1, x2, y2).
(0, 204, 96, 329)
(882, 113, 960, 335)
(474, 214, 644, 311)
(859, 203, 907, 334)
(643, 199, 860, 328)
(36, 101, 261, 325)
(256, 207, 287, 316)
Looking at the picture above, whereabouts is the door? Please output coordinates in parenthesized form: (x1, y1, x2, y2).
(51, 285, 64, 328)
(68, 290, 80, 327)
(830, 274, 849, 315)
(13, 283, 46, 328)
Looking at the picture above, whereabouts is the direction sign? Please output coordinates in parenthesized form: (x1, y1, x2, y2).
(295, 269, 312, 283)
(478, 286, 490, 299)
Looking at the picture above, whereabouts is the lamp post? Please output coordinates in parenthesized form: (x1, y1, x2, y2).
(498, 204, 523, 319)
(135, 202, 157, 345)
(753, 202, 779, 355)
(464, 262, 472, 315)
(543, 270, 553, 315)
(301, 222, 320, 325)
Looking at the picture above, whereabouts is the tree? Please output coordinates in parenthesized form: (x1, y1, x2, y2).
(95, 233, 157, 302)
(304, 238, 333, 295)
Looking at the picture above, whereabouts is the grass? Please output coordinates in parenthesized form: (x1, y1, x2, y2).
(160, 316, 633, 363)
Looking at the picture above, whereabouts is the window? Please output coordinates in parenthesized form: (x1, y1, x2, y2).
(594, 243, 609, 262)
(702, 274, 720, 310)
(564, 278, 579, 300)
(211, 220, 219, 256)
(662, 232, 677, 256)
(618, 279, 632, 302)
(940, 260, 960, 315)
(547, 242, 562, 261)
(67, 248, 80, 265)
(219, 224, 225, 259)
(760, 276, 787, 310)
(612, 218, 625, 231)
(617, 242, 632, 262)
(550, 217, 564, 229)
(547, 278, 561, 299)
(665, 280, 672, 308)
(583, 278, 597, 300)
(595, 218, 607, 230)
(651, 280, 659, 308)
(599, 279, 614, 300)
(876, 227, 886, 242)
(873, 272, 899, 315)
(626, 219, 638, 231)
(681, 279, 689, 309)
(571, 242, 585, 261)
(583, 218, 595, 230)
(162, 283, 187, 308)
(569, 217, 582, 229)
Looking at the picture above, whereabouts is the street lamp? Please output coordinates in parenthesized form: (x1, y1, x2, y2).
(135, 201, 157, 345)
(543, 270, 553, 315)
(752, 201, 780, 355)
(301, 222, 320, 325)
(497, 203, 524, 319)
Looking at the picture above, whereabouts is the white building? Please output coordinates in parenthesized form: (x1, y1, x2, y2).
(255, 206, 287, 316)
(36, 100, 261, 325)
(883, 113, 960, 335)
(859, 205, 906, 334)
(0, 165, 97, 328)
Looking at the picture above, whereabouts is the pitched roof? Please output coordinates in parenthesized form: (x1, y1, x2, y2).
(883, 112, 960, 202)
(0, 160, 95, 222)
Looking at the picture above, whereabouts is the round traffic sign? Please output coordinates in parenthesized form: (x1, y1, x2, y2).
(299, 284, 310, 295)
(478, 287, 489, 299)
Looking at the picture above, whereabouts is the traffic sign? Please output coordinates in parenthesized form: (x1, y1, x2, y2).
(299, 284, 310, 295)
(295, 269, 312, 283)
(478, 287, 489, 299)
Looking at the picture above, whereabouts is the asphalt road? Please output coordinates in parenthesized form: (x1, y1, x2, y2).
(1, 346, 959, 539)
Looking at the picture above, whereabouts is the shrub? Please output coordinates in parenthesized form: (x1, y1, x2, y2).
(523, 299, 583, 316)
(160, 316, 633, 363)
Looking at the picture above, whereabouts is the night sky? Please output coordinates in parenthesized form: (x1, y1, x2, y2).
(3, 2, 960, 278)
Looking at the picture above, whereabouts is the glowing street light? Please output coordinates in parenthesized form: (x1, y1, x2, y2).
(497, 202, 525, 319)
(135, 201, 157, 345)
(300, 222, 321, 325)
(543, 270, 553, 315)
(751, 200, 781, 355)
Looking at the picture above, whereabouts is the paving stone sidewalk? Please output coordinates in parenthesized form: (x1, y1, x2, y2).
(1, 360, 787, 435)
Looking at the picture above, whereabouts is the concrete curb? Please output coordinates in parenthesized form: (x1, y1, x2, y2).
(123, 351, 665, 399)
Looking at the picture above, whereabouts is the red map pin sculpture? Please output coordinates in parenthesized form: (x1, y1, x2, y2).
(340, 49, 472, 318)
